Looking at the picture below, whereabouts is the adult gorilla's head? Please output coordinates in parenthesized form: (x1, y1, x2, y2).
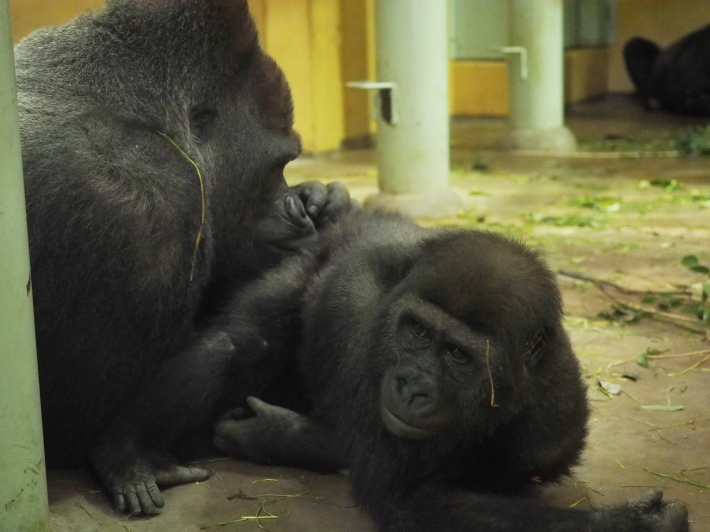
(374, 232, 566, 442)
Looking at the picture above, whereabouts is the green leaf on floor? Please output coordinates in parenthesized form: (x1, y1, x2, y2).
(640, 404, 684, 412)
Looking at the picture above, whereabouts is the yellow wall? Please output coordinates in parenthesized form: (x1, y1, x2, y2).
(11, 0, 344, 153)
(450, 61, 510, 117)
(10, 0, 103, 41)
(11, 0, 643, 146)
(609, 0, 710, 92)
(449, 48, 610, 117)
(339, 0, 374, 144)
(564, 47, 610, 104)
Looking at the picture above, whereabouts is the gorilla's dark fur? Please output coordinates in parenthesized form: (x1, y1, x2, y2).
(16, 0, 349, 514)
(624, 25, 710, 115)
(211, 210, 689, 532)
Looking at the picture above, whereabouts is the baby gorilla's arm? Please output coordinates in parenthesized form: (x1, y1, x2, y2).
(214, 397, 345, 472)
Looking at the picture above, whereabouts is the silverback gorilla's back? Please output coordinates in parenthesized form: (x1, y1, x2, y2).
(14, 0, 312, 494)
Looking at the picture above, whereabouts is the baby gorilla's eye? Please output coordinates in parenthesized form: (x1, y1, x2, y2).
(411, 321, 431, 341)
(446, 346, 470, 364)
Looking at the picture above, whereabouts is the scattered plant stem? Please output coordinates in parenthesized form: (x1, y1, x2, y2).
(559, 270, 707, 335)
(668, 356, 710, 376)
(648, 348, 710, 360)
(569, 496, 589, 508)
(640, 405, 684, 412)
(620, 417, 658, 427)
(515, 149, 681, 159)
(75, 501, 92, 518)
(620, 389, 637, 401)
(159, 132, 205, 282)
(558, 271, 691, 297)
(642, 468, 710, 489)
(485, 340, 498, 407)
(647, 420, 694, 432)
(574, 481, 603, 496)
(606, 348, 710, 375)
(255, 490, 308, 500)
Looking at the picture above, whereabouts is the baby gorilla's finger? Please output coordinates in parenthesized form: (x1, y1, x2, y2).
(631, 489, 664, 511)
(659, 500, 689, 532)
(213, 417, 253, 455)
(318, 182, 352, 225)
(246, 396, 279, 416)
(294, 181, 328, 218)
(217, 406, 251, 423)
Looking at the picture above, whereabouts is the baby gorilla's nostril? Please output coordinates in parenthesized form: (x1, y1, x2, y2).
(395, 376, 408, 396)
(409, 392, 431, 409)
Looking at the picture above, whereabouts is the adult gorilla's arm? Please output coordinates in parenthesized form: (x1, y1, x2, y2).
(90, 248, 318, 516)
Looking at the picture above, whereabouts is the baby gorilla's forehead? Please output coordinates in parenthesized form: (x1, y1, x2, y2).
(411, 238, 560, 335)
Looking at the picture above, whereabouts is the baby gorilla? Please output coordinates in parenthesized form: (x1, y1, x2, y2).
(206, 210, 688, 532)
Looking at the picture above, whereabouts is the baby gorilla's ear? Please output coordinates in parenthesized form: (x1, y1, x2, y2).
(523, 327, 553, 368)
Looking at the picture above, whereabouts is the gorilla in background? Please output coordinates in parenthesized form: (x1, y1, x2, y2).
(207, 210, 690, 532)
(624, 25, 710, 115)
(15, 0, 350, 514)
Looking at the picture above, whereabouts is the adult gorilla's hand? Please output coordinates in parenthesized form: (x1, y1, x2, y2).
(292, 181, 354, 228)
(90, 441, 211, 515)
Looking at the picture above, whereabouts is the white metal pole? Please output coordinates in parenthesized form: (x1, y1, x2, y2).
(501, 0, 576, 152)
(364, 0, 460, 218)
(0, 1, 50, 529)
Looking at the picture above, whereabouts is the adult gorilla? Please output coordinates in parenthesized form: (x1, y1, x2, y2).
(15, 0, 350, 515)
(211, 210, 689, 532)
(624, 25, 710, 115)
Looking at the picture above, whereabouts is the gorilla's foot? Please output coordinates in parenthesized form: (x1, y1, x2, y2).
(90, 443, 211, 516)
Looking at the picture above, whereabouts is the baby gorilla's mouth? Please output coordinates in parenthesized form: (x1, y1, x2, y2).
(380, 404, 437, 440)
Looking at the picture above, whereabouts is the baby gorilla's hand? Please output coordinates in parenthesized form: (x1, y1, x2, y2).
(213, 397, 306, 464)
(593, 490, 689, 532)
(254, 188, 317, 263)
(292, 181, 353, 228)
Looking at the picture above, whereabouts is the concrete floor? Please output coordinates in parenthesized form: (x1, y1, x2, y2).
(47, 96, 709, 531)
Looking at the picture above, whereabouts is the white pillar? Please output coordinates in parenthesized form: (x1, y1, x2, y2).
(0, 1, 50, 530)
(501, 0, 576, 152)
(364, 0, 460, 218)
